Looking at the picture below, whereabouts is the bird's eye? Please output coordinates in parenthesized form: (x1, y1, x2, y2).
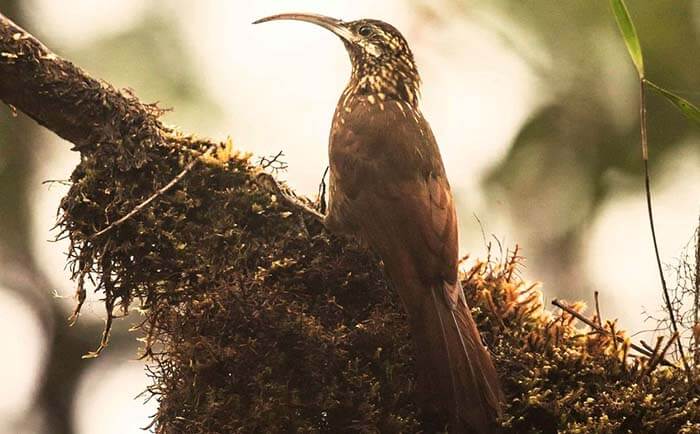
(358, 25, 373, 37)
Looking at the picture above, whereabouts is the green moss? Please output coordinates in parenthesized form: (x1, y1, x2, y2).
(59, 133, 698, 433)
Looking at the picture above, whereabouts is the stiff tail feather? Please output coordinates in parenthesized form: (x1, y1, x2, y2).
(427, 282, 504, 433)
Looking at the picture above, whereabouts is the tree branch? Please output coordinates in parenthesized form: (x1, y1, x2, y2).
(1, 9, 220, 356)
(0, 12, 164, 149)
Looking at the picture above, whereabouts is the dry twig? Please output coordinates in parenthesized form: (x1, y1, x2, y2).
(594, 290, 603, 329)
(694, 216, 700, 366)
(552, 298, 677, 369)
(90, 144, 216, 239)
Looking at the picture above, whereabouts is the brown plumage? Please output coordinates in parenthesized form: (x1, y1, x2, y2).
(255, 14, 505, 433)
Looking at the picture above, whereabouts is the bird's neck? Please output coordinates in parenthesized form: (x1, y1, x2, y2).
(344, 61, 421, 108)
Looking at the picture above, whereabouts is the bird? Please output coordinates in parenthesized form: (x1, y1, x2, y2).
(254, 13, 504, 433)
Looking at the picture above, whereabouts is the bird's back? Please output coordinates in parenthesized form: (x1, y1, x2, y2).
(327, 96, 458, 287)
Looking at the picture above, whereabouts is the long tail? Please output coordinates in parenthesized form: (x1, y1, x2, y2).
(409, 281, 504, 433)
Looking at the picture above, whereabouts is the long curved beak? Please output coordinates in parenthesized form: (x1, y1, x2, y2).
(253, 13, 355, 43)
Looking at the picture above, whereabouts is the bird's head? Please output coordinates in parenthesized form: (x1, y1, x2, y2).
(254, 13, 421, 106)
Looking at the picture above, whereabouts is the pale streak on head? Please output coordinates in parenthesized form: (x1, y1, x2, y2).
(364, 42, 382, 58)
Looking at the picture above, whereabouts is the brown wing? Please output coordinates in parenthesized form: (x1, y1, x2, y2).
(328, 98, 459, 287)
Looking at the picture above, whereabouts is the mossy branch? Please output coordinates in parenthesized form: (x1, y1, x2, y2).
(0, 13, 165, 150)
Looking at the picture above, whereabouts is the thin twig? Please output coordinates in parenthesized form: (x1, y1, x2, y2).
(639, 79, 691, 377)
(552, 299, 677, 368)
(608, 320, 619, 354)
(82, 252, 115, 358)
(594, 290, 603, 329)
(473, 213, 488, 249)
(258, 150, 287, 173)
(639, 340, 655, 353)
(67, 262, 89, 325)
(643, 333, 679, 377)
(90, 144, 216, 239)
(255, 172, 325, 224)
(506, 244, 520, 282)
(694, 216, 700, 366)
(639, 336, 664, 378)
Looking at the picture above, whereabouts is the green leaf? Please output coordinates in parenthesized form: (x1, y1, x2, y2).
(610, 0, 644, 77)
(645, 80, 700, 126)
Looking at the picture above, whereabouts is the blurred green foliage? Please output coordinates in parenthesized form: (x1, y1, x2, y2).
(66, 9, 223, 132)
(469, 0, 699, 296)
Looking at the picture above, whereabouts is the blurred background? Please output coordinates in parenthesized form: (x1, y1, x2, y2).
(0, 0, 698, 432)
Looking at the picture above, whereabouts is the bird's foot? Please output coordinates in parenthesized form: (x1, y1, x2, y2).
(255, 172, 326, 225)
(316, 166, 329, 215)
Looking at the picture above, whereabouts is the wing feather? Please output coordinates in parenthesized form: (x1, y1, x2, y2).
(328, 98, 458, 285)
